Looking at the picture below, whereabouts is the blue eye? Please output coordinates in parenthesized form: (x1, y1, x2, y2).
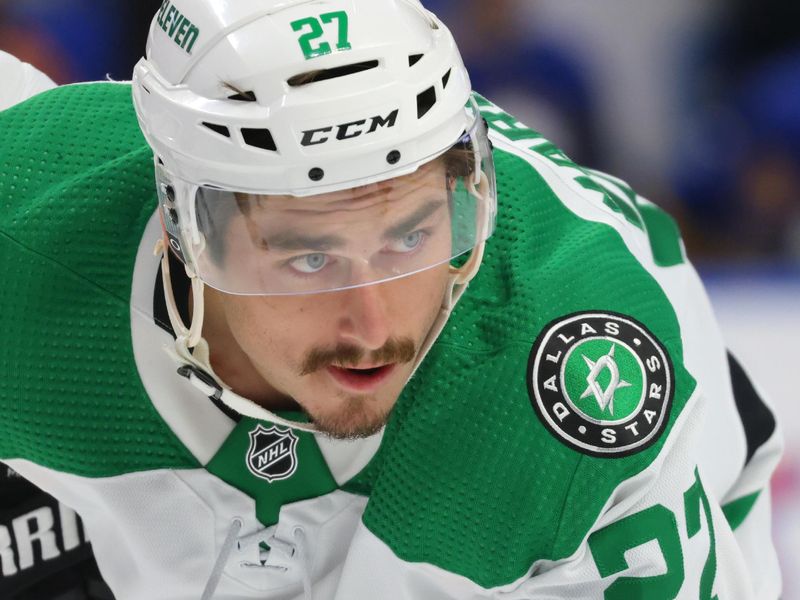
(289, 253, 329, 273)
(387, 231, 425, 253)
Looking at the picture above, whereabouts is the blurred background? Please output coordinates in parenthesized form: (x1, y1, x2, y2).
(2, 0, 798, 595)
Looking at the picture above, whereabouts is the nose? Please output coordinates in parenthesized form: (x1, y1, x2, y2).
(336, 281, 391, 351)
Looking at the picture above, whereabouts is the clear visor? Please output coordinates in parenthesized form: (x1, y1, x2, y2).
(157, 114, 496, 295)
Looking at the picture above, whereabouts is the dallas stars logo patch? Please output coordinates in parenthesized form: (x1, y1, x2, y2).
(527, 311, 673, 457)
(246, 425, 299, 483)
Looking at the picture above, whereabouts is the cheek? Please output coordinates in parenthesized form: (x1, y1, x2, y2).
(226, 297, 324, 358)
(224, 299, 283, 358)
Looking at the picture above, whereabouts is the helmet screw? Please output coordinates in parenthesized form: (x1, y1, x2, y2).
(387, 150, 401, 165)
(308, 167, 325, 181)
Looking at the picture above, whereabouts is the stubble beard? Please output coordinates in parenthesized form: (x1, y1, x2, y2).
(298, 337, 416, 439)
(308, 391, 394, 440)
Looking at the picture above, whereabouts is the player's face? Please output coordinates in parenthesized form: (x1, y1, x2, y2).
(205, 163, 453, 438)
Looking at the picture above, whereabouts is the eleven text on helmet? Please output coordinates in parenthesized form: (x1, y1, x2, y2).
(156, 0, 200, 54)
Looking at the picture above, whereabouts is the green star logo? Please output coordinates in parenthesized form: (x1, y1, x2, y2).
(580, 344, 632, 416)
(564, 339, 644, 423)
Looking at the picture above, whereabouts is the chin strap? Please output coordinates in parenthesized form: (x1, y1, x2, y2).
(154, 172, 491, 433)
(155, 239, 321, 432)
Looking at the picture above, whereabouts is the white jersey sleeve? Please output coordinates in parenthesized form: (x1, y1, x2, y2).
(0, 50, 56, 111)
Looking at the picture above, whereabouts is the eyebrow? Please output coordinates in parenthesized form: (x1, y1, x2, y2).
(381, 200, 445, 241)
(263, 231, 346, 252)
(263, 200, 446, 252)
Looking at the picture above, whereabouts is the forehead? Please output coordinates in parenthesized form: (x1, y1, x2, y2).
(238, 159, 446, 217)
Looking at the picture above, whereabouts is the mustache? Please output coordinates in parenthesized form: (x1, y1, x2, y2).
(300, 337, 417, 376)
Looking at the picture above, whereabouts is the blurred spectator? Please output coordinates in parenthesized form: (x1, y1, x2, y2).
(673, 2, 800, 262)
(736, 51, 800, 260)
(725, 0, 800, 74)
(0, 0, 162, 83)
(0, 1, 74, 83)
(428, 0, 599, 166)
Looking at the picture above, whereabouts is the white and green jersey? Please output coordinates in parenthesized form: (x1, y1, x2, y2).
(0, 83, 782, 599)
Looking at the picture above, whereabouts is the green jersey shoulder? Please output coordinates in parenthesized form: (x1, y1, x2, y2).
(0, 82, 198, 475)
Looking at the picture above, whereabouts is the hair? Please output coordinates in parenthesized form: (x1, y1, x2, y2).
(442, 140, 476, 180)
(286, 70, 325, 87)
(220, 82, 257, 101)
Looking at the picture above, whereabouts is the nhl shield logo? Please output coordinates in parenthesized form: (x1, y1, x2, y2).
(246, 425, 299, 483)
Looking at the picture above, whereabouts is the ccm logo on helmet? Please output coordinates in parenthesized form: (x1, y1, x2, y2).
(301, 109, 399, 146)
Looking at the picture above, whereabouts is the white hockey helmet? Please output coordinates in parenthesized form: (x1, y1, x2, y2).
(132, 0, 496, 296)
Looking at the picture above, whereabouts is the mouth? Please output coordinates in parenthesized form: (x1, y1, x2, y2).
(326, 364, 396, 392)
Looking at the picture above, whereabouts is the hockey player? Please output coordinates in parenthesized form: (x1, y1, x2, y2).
(0, 1, 783, 599)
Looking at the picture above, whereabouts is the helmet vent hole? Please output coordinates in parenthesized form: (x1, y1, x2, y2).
(222, 83, 257, 102)
(288, 60, 379, 87)
(417, 86, 437, 119)
(442, 69, 452, 88)
(409, 54, 424, 67)
(202, 122, 231, 138)
(228, 90, 257, 102)
(241, 128, 278, 152)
